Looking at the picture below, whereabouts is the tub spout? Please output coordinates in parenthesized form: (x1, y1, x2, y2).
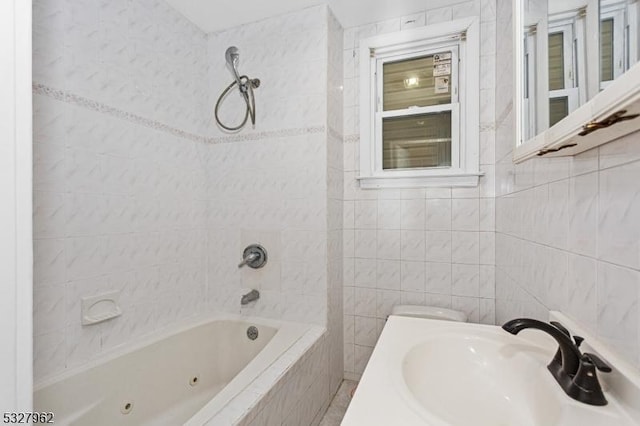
(241, 289, 260, 305)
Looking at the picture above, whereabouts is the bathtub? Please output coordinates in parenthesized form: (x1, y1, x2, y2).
(34, 314, 324, 425)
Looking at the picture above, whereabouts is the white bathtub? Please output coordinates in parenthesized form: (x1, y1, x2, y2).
(34, 314, 321, 426)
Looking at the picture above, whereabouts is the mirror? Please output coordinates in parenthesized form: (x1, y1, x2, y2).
(518, 0, 640, 143)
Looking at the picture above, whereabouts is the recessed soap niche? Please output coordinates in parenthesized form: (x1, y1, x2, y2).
(81, 290, 123, 326)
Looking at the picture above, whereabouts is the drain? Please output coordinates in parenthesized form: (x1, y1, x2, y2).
(247, 326, 259, 340)
(189, 376, 199, 386)
(121, 401, 133, 415)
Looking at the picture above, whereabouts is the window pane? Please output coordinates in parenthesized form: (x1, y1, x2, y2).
(601, 18, 614, 82)
(548, 32, 565, 91)
(549, 97, 569, 127)
(383, 112, 452, 170)
(383, 55, 452, 111)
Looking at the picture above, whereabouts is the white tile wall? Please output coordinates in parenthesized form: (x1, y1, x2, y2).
(33, 0, 209, 383)
(327, 7, 345, 398)
(494, 0, 640, 368)
(33, 1, 346, 397)
(203, 6, 337, 329)
(342, 0, 497, 378)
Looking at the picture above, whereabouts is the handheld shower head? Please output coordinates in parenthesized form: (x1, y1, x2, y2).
(225, 46, 239, 69)
(225, 46, 242, 88)
(215, 45, 260, 131)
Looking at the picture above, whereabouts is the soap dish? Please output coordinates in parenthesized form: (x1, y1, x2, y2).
(81, 290, 122, 325)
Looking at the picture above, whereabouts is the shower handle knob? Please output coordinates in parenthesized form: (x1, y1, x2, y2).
(238, 244, 267, 269)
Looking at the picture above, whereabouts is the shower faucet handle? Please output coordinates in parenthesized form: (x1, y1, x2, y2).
(237, 252, 258, 268)
(238, 244, 267, 269)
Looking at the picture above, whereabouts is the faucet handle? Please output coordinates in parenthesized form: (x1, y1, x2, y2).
(238, 252, 259, 268)
(583, 352, 612, 372)
(570, 352, 611, 405)
(238, 244, 267, 269)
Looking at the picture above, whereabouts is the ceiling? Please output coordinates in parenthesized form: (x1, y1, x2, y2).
(165, 0, 468, 33)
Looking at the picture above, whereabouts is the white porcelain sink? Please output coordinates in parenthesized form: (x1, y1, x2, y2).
(402, 330, 562, 426)
(342, 313, 640, 426)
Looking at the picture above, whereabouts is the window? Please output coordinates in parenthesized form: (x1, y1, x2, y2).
(521, 9, 587, 137)
(600, 0, 638, 89)
(548, 18, 580, 126)
(522, 26, 537, 140)
(358, 18, 480, 188)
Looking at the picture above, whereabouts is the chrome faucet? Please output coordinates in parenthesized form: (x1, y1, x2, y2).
(238, 244, 267, 269)
(238, 252, 259, 268)
(502, 318, 611, 405)
(241, 289, 260, 305)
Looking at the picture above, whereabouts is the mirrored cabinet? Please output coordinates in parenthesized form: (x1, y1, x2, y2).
(514, 0, 640, 162)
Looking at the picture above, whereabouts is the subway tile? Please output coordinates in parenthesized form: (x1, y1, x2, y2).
(567, 254, 597, 330)
(354, 316, 379, 346)
(425, 231, 452, 263)
(568, 173, 598, 257)
(401, 261, 426, 292)
(377, 199, 402, 229)
(426, 198, 452, 230)
(376, 259, 401, 290)
(598, 161, 640, 269)
(400, 230, 426, 261)
(354, 200, 377, 229)
(596, 262, 639, 345)
(400, 12, 426, 30)
(376, 230, 401, 260)
(426, 262, 452, 295)
(401, 199, 426, 230)
(452, 264, 480, 297)
(452, 198, 480, 231)
(452, 231, 480, 264)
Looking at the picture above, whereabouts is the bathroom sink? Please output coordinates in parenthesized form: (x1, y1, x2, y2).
(342, 314, 639, 426)
(402, 331, 562, 426)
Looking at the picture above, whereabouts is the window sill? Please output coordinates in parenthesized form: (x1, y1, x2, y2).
(357, 172, 483, 189)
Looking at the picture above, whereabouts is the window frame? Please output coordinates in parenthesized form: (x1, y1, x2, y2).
(600, 1, 628, 89)
(547, 20, 580, 125)
(358, 18, 480, 189)
(375, 45, 460, 172)
(521, 10, 587, 139)
(522, 26, 538, 140)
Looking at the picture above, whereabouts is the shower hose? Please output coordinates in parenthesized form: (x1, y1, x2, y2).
(214, 75, 259, 131)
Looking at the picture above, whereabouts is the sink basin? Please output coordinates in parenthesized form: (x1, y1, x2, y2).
(402, 330, 561, 426)
(342, 314, 639, 426)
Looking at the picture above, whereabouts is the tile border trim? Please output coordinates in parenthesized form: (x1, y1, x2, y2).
(32, 83, 208, 144)
(33, 83, 325, 145)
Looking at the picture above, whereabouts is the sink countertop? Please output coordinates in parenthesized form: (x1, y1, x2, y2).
(342, 314, 639, 426)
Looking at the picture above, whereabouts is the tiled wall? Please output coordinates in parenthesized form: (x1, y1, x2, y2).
(203, 5, 345, 403)
(326, 8, 346, 397)
(200, 6, 342, 417)
(33, 0, 209, 135)
(203, 6, 331, 325)
(494, 0, 640, 367)
(32, 0, 209, 382)
(342, 0, 498, 378)
(33, 1, 348, 387)
(236, 330, 332, 426)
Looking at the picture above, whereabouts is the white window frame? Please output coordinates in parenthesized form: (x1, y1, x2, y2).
(600, 0, 627, 89)
(548, 19, 580, 122)
(521, 9, 587, 139)
(358, 18, 480, 189)
(522, 26, 538, 140)
(374, 46, 460, 171)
